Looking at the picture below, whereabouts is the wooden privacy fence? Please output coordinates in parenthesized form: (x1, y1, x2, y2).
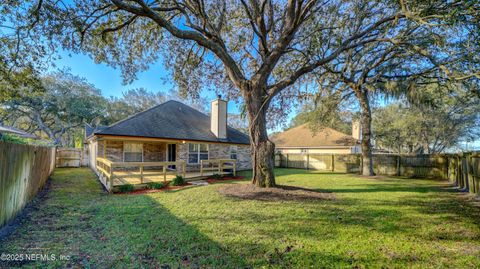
(275, 152, 480, 194)
(56, 147, 83, 167)
(0, 142, 56, 228)
(447, 152, 480, 194)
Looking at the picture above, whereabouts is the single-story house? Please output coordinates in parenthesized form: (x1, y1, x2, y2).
(270, 122, 362, 154)
(84, 97, 252, 175)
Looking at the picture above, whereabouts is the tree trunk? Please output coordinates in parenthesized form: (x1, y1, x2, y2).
(354, 87, 375, 176)
(244, 87, 276, 187)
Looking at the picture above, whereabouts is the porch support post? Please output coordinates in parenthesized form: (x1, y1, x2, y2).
(182, 162, 186, 178)
(103, 140, 107, 158)
(140, 165, 144, 184)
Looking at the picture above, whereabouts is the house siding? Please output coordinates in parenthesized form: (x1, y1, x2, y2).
(144, 143, 167, 162)
(178, 142, 252, 171)
(96, 140, 123, 161)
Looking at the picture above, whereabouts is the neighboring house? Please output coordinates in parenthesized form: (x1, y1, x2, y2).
(0, 124, 37, 139)
(270, 122, 362, 154)
(84, 97, 252, 172)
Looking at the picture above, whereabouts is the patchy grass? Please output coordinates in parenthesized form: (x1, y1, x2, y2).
(1, 168, 479, 268)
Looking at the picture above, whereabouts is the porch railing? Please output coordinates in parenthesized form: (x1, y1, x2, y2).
(200, 159, 237, 177)
(95, 158, 186, 192)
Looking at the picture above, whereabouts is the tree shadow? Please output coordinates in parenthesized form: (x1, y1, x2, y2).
(0, 169, 248, 268)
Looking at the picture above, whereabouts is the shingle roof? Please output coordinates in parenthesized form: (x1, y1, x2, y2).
(270, 124, 358, 148)
(85, 124, 108, 139)
(0, 124, 37, 139)
(88, 100, 250, 144)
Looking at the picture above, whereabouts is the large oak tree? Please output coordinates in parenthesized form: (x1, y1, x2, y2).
(8, 0, 480, 186)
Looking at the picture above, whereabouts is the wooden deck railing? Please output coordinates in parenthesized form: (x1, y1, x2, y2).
(200, 159, 237, 176)
(95, 158, 186, 192)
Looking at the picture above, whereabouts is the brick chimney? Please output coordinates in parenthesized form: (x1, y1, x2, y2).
(352, 120, 362, 140)
(211, 95, 227, 139)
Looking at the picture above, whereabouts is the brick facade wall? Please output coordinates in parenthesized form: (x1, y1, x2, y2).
(178, 142, 251, 171)
(144, 143, 166, 162)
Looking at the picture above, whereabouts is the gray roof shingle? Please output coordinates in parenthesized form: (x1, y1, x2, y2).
(89, 100, 250, 144)
(0, 124, 38, 139)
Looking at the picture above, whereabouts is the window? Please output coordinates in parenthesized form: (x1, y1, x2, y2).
(188, 143, 208, 164)
(124, 142, 143, 162)
(230, 145, 238, 159)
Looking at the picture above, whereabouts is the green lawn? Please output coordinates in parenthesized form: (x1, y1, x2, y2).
(1, 168, 479, 268)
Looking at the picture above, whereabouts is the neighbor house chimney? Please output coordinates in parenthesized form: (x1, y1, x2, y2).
(211, 95, 227, 139)
(352, 120, 362, 140)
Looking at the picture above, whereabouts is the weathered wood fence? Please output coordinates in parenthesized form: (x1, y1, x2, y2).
(447, 152, 480, 194)
(56, 147, 83, 167)
(0, 142, 56, 227)
(275, 152, 480, 194)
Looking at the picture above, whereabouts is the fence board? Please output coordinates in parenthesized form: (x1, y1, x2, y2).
(56, 147, 82, 167)
(0, 142, 55, 227)
(275, 152, 480, 194)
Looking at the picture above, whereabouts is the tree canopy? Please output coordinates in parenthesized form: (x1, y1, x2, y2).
(1, 0, 479, 186)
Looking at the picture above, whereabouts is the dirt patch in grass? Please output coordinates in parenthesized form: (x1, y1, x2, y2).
(115, 183, 193, 195)
(206, 175, 245, 184)
(218, 184, 335, 202)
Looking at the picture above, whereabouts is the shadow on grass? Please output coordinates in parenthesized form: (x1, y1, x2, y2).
(321, 184, 452, 194)
(0, 168, 247, 268)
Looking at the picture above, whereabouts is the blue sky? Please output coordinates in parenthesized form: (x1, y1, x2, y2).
(55, 51, 173, 98)
(53, 50, 295, 131)
(54, 51, 242, 112)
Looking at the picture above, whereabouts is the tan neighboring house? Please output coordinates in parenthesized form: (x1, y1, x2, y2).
(84, 97, 252, 174)
(270, 122, 362, 154)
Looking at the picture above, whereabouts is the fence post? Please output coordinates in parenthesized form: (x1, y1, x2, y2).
(163, 165, 167, 183)
(286, 154, 289, 168)
(457, 155, 462, 188)
(467, 153, 475, 193)
(396, 155, 401, 176)
(140, 165, 144, 184)
(360, 154, 363, 174)
(331, 154, 335, 172)
(306, 153, 310, 170)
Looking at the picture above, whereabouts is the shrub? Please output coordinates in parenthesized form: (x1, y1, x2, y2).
(211, 173, 223, 180)
(118, 184, 134, 193)
(146, 182, 164, 190)
(170, 175, 185, 186)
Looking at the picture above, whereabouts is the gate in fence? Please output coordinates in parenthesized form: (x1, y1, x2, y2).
(56, 147, 85, 167)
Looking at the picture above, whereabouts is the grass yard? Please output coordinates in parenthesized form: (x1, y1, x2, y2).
(1, 168, 479, 268)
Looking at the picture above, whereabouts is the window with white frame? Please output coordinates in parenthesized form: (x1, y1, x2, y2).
(188, 143, 208, 164)
(230, 145, 238, 159)
(124, 142, 143, 162)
